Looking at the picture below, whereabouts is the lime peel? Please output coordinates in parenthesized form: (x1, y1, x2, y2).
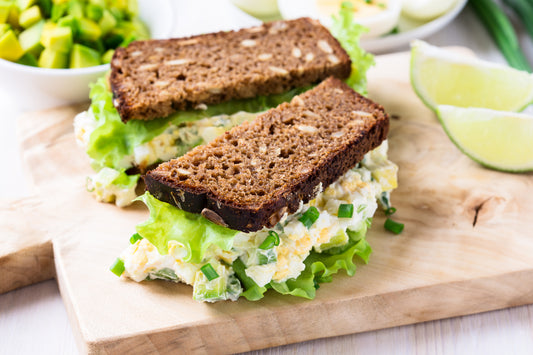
(410, 40, 533, 112)
(437, 105, 533, 172)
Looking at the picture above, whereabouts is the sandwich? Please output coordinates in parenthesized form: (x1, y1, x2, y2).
(74, 5, 374, 207)
(111, 77, 398, 302)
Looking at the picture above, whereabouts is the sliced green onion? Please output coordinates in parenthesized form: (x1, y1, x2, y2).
(365, 217, 373, 228)
(259, 231, 280, 250)
(110, 258, 125, 277)
(338, 203, 354, 218)
(384, 218, 404, 234)
(385, 207, 397, 216)
(299, 206, 320, 228)
(200, 263, 219, 281)
(129, 232, 143, 244)
(357, 204, 367, 213)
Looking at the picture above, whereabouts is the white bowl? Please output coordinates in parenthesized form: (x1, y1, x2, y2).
(0, 0, 175, 111)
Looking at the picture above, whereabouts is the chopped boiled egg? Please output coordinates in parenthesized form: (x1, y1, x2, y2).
(278, 0, 402, 38)
(402, 0, 459, 21)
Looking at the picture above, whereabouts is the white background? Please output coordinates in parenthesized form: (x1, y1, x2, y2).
(1, 1, 533, 354)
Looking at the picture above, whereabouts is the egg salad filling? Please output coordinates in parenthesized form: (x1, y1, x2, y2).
(113, 141, 398, 302)
(75, 107, 257, 207)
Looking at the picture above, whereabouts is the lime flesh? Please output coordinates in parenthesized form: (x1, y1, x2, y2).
(411, 40, 533, 112)
(437, 105, 533, 172)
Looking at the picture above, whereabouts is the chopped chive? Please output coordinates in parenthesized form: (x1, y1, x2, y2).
(365, 217, 373, 228)
(384, 218, 404, 234)
(338, 203, 354, 218)
(129, 232, 143, 244)
(299, 206, 320, 229)
(357, 204, 367, 213)
(110, 258, 125, 277)
(385, 207, 397, 216)
(259, 230, 280, 250)
(200, 263, 219, 281)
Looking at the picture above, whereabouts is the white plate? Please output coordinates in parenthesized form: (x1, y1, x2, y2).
(361, 0, 468, 53)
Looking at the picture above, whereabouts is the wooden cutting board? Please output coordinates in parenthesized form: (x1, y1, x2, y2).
(2, 50, 533, 354)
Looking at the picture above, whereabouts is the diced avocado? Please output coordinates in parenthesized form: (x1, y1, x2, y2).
(16, 0, 36, 11)
(0, 1, 12, 24)
(131, 18, 149, 38)
(98, 9, 115, 35)
(101, 48, 112, 63)
(37, 46, 67, 67)
(126, 0, 137, 17)
(77, 17, 100, 41)
(37, 0, 51, 17)
(0, 23, 10, 36)
(56, 14, 77, 37)
(318, 230, 349, 251)
(40, 22, 72, 52)
(16, 51, 37, 65)
(0, 29, 24, 61)
(70, 43, 100, 68)
(19, 18, 43, 55)
(85, 3, 102, 21)
(52, 0, 68, 4)
(18, 5, 41, 28)
(7, 3, 20, 28)
(67, 0, 82, 18)
(102, 32, 122, 49)
(50, 2, 66, 21)
(89, 0, 105, 7)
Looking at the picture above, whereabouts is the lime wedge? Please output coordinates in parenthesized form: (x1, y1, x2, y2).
(411, 40, 533, 112)
(437, 105, 533, 172)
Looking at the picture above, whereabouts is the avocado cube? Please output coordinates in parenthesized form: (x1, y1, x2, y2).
(52, 0, 68, 4)
(0, 29, 24, 61)
(67, 0, 82, 18)
(18, 18, 43, 55)
(16, 0, 36, 11)
(85, 3, 102, 21)
(56, 14, 77, 37)
(50, 2, 66, 21)
(126, 0, 137, 17)
(38, 0, 51, 17)
(98, 9, 115, 35)
(0, 1, 12, 24)
(70, 43, 100, 68)
(38, 47, 67, 68)
(18, 5, 41, 28)
(101, 48, 112, 63)
(7, 4, 19, 28)
(40, 22, 72, 52)
(16, 51, 37, 66)
(89, 0, 105, 7)
(77, 17, 100, 41)
(0, 23, 10, 37)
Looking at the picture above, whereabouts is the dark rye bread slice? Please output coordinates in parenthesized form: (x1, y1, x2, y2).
(110, 18, 351, 122)
(144, 77, 389, 232)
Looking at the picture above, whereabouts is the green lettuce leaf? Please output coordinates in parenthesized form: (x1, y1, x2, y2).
(331, 1, 375, 94)
(233, 228, 372, 301)
(135, 192, 239, 263)
(270, 237, 372, 299)
(86, 77, 308, 171)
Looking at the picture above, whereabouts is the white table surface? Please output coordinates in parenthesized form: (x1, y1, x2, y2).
(1, 2, 533, 354)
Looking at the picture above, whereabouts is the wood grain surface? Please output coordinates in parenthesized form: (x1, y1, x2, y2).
(2, 50, 533, 354)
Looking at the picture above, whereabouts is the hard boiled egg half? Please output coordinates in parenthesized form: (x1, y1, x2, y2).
(278, 0, 402, 38)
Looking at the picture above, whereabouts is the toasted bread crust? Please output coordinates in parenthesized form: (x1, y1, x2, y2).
(110, 18, 351, 122)
(144, 78, 389, 232)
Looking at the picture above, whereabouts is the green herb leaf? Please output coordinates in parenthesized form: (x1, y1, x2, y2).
(259, 230, 280, 249)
